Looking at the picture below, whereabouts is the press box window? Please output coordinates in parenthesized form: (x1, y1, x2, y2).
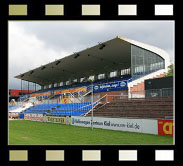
(66, 81, 70, 85)
(54, 83, 57, 87)
(110, 71, 117, 78)
(88, 76, 95, 81)
(73, 79, 77, 83)
(98, 74, 105, 80)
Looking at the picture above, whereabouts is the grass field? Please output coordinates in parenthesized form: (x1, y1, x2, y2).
(9, 120, 173, 145)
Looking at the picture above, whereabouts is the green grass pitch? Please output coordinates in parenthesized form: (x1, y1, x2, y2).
(9, 120, 173, 145)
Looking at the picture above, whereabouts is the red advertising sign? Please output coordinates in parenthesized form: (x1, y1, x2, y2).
(158, 120, 174, 137)
(24, 114, 43, 121)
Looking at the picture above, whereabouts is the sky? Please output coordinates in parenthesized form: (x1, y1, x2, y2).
(8, 21, 174, 90)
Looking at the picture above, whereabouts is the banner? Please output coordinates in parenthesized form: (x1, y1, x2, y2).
(10, 113, 19, 119)
(93, 80, 128, 93)
(158, 120, 174, 137)
(71, 116, 158, 135)
(30, 91, 51, 97)
(54, 86, 87, 95)
(24, 113, 43, 121)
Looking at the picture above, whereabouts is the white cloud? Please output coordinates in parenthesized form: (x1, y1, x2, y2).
(8, 22, 70, 89)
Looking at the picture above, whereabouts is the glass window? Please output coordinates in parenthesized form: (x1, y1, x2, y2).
(110, 71, 117, 77)
(98, 74, 105, 79)
(73, 79, 77, 83)
(54, 83, 57, 87)
(80, 78, 84, 82)
(131, 45, 165, 78)
(66, 81, 70, 85)
(88, 76, 94, 81)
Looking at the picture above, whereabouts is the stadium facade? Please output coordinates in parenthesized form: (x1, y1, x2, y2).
(15, 36, 170, 101)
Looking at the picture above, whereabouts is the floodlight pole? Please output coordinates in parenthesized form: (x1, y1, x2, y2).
(91, 81, 94, 130)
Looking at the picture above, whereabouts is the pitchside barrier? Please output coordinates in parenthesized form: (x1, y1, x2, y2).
(21, 113, 174, 137)
(22, 113, 174, 137)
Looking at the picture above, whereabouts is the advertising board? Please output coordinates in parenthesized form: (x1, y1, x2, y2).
(30, 91, 51, 97)
(46, 116, 71, 125)
(54, 87, 87, 95)
(93, 80, 128, 93)
(9, 112, 19, 119)
(71, 116, 158, 135)
(158, 120, 174, 137)
(46, 116, 66, 124)
(24, 113, 43, 121)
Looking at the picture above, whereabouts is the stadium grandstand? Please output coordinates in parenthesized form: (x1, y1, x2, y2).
(9, 36, 173, 136)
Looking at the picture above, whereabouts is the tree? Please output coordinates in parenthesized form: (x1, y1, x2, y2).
(165, 64, 173, 77)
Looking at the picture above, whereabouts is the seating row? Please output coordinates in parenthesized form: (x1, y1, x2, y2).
(24, 102, 98, 116)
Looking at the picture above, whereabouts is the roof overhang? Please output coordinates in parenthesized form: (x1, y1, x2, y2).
(15, 37, 131, 85)
(15, 36, 170, 86)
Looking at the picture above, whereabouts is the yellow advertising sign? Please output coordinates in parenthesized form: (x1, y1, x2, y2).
(30, 86, 86, 97)
(62, 98, 69, 104)
(54, 87, 87, 95)
(47, 116, 66, 124)
(30, 91, 51, 97)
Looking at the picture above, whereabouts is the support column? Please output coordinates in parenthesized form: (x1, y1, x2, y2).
(93, 74, 98, 82)
(117, 70, 121, 77)
(105, 72, 110, 79)
(21, 79, 22, 96)
(28, 81, 29, 94)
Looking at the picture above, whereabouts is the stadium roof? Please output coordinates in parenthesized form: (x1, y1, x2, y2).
(15, 36, 170, 86)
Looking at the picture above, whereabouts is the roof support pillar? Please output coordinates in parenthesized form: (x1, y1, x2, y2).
(105, 72, 110, 79)
(28, 81, 29, 94)
(117, 70, 121, 77)
(51, 83, 54, 88)
(21, 79, 22, 97)
(94, 75, 98, 81)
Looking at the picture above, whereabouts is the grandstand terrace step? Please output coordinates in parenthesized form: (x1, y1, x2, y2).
(105, 101, 173, 107)
(104, 105, 173, 110)
(93, 109, 173, 114)
(86, 97, 173, 119)
(92, 113, 173, 119)
(108, 99, 173, 104)
(92, 110, 173, 115)
(99, 108, 173, 113)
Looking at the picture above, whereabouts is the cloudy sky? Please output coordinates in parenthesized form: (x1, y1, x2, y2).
(9, 21, 174, 90)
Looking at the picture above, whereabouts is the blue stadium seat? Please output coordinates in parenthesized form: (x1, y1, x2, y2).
(45, 102, 98, 116)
